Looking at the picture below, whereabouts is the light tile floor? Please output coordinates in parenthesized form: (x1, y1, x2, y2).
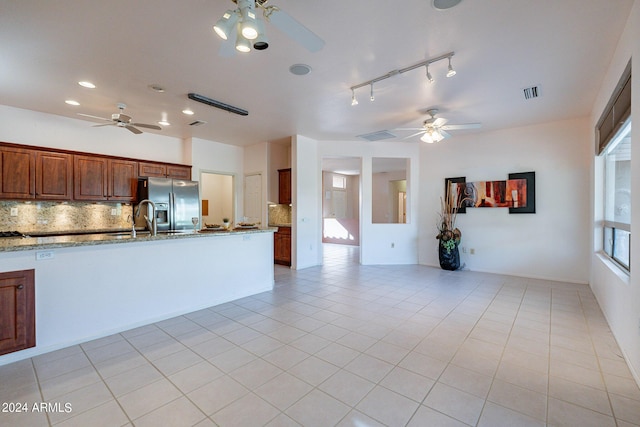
(2, 244, 640, 426)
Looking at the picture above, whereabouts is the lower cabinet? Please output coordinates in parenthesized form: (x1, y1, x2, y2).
(0, 269, 35, 356)
(274, 226, 291, 266)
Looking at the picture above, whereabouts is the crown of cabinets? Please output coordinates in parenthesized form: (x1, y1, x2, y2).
(0, 144, 191, 202)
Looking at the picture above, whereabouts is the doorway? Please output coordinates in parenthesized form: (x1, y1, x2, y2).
(200, 171, 234, 226)
(321, 157, 361, 248)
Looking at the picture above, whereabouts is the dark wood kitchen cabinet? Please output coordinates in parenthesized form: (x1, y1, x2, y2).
(0, 269, 35, 356)
(139, 161, 191, 180)
(74, 155, 138, 201)
(278, 168, 291, 205)
(0, 146, 73, 200)
(274, 226, 291, 266)
(36, 151, 73, 200)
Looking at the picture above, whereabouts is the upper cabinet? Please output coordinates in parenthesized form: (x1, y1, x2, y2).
(0, 143, 192, 202)
(139, 161, 191, 180)
(73, 155, 138, 201)
(278, 168, 291, 205)
(0, 146, 73, 200)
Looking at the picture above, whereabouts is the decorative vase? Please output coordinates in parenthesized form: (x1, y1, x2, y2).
(438, 239, 461, 271)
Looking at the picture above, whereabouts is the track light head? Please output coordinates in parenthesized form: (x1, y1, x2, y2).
(446, 56, 456, 77)
(253, 18, 269, 50)
(370, 84, 375, 102)
(426, 64, 434, 84)
(213, 10, 239, 40)
(351, 90, 358, 106)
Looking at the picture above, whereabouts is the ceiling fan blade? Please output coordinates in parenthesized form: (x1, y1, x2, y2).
(267, 7, 325, 52)
(218, 27, 237, 57)
(441, 123, 482, 130)
(394, 128, 425, 131)
(433, 118, 448, 127)
(92, 123, 116, 128)
(403, 130, 427, 139)
(125, 125, 143, 135)
(440, 130, 452, 139)
(78, 113, 111, 122)
(132, 123, 162, 130)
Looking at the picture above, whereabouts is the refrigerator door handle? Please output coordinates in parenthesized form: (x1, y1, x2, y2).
(170, 192, 175, 230)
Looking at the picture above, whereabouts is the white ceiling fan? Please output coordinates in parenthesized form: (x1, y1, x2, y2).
(214, 0, 325, 56)
(78, 103, 162, 135)
(396, 109, 481, 143)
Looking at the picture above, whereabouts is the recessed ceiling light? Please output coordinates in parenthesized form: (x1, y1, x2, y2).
(149, 84, 165, 93)
(433, 0, 462, 10)
(65, 100, 80, 106)
(78, 81, 95, 89)
(289, 64, 312, 76)
(182, 109, 194, 115)
(158, 121, 170, 126)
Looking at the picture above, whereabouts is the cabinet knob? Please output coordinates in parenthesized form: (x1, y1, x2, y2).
(16, 285, 23, 290)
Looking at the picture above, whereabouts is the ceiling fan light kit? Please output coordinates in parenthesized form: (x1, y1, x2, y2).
(349, 52, 456, 105)
(213, 0, 324, 54)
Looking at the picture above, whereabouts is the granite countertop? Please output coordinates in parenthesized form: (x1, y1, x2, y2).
(269, 223, 292, 227)
(0, 227, 277, 253)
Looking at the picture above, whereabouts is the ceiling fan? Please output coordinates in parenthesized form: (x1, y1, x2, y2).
(78, 103, 162, 135)
(213, 0, 325, 56)
(396, 109, 481, 143)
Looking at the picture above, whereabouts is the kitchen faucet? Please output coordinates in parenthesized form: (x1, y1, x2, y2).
(135, 199, 157, 236)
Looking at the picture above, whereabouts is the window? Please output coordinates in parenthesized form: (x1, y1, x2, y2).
(597, 61, 631, 272)
(602, 121, 631, 270)
(332, 175, 346, 189)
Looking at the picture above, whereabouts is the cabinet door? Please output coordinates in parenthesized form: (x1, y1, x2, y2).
(138, 161, 167, 178)
(108, 159, 138, 201)
(0, 269, 35, 356)
(35, 151, 73, 200)
(274, 227, 291, 266)
(74, 155, 108, 200)
(278, 169, 291, 205)
(166, 165, 191, 180)
(0, 147, 35, 199)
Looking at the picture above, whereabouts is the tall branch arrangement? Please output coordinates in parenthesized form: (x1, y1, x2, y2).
(437, 182, 466, 243)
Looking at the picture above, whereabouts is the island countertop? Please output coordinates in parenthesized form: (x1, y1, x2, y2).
(0, 227, 276, 253)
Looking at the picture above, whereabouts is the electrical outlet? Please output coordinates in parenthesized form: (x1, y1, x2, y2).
(36, 251, 55, 261)
(470, 248, 475, 255)
(10, 207, 18, 216)
(111, 208, 117, 216)
(462, 246, 467, 253)
(391, 243, 395, 248)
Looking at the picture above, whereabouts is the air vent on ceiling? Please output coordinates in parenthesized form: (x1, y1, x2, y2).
(357, 130, 396, 141)
(189, 120, 207, 126)
(523, 86, 541, 100)
(187, 93, 248, 116)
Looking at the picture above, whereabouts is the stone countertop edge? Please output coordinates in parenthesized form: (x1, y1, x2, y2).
(0, 227, 277, 253)
(268, 223, 292, 227)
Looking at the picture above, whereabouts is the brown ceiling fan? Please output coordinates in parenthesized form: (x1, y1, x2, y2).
(78, 103, 162, 134)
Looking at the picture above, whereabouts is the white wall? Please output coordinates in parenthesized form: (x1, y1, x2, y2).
(292, 135, 322, 269)
(419, 118, 591, 283)
(589, 2, 640, 384)
(0, 105, 185, 163)
(244, 142, 269, 226)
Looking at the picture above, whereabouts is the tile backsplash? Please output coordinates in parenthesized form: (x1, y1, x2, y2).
(268, 204, 292, 225)
(0, 201, 133, 234)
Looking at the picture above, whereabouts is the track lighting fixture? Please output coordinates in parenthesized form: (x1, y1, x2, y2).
(446, 56, 457, 77)
(349, 52, 456, 104)
(239, 0, 258, 39)
(370, 84, 375, 102)
(213, 0, 267, 53)
(426, 64, 434, 84)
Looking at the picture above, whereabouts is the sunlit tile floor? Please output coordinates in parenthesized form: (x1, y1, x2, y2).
(2, 243, 640, 426)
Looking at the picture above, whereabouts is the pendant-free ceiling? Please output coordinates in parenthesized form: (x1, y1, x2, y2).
(350, 52, 456, 105)
(213, 0, 324, 54)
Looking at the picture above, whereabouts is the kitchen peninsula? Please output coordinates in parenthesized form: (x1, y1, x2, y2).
(0, 229, 275, 365)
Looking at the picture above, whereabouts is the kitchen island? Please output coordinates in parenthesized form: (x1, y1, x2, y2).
(0, 228, 276, 366)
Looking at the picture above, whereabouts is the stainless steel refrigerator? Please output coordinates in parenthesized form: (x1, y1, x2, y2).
(136, 177, 200, 232)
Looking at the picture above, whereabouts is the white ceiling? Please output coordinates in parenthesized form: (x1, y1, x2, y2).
(0, 0, 633, 147)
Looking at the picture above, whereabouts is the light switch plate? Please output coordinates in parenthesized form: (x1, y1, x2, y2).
(10, 207, 18, 216)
